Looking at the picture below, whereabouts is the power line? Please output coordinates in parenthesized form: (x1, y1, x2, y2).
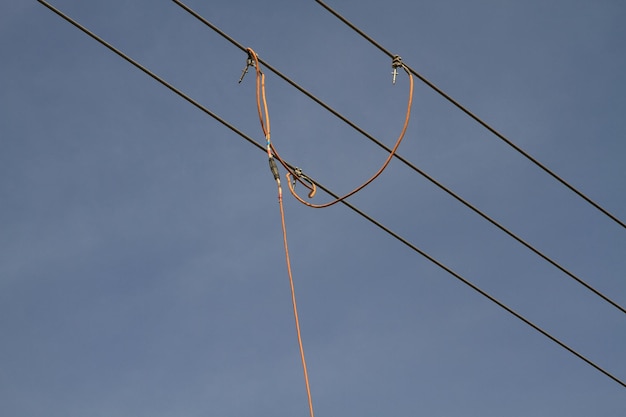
(170, 0, 626, 314)
(314, 0, 626, 231)
(37, 0, 626, 388)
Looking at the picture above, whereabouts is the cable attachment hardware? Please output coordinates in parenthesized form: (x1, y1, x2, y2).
(287, 167, 317, 199)
(268, 156, 280, 181)
(238, 52, 256, 84)
(291, 167, 304, 188)
(391, 55, 403, 85)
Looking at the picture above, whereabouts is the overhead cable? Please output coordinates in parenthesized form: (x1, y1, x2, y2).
(313, 0, 626, 230)
(244, 44, 415, 209)
(170, 0, 626, 314)
(246, 47, 316, 417)
(284, 57, 414, 208)
(36, 0, 626, 389)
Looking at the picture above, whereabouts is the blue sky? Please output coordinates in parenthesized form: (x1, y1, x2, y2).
(2, 1, 625, 416)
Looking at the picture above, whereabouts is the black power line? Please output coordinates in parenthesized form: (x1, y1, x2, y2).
(170, 0, 626, 314)
(36, 0, 626, 389)
(314, 0, 626, 231)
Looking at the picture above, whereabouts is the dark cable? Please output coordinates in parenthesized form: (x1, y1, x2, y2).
(313, 0, 626, 231)
(37, 0, 626, 388)
(170, 0, 626, 314)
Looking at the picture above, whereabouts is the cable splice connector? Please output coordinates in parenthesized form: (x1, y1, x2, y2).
(391, 55, 403, 85)
(269, 156, 280, 182)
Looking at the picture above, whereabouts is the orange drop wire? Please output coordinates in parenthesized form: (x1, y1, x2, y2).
(246, 47, 315, 417)
(248, 46, 412, 417)
(278, 189, 315, 417)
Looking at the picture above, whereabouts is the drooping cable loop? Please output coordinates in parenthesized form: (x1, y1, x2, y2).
(285, 58, 413, 208)
(247, 45, 414, 208)
(248, 49, 414, 209)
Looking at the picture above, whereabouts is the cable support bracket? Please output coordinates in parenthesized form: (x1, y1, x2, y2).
(290, 167, 317, 198)
(238, 50, 255, 83)
(391, 55, 403, 84)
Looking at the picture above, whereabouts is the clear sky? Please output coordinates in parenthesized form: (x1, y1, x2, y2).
(2, 1, 625, 416)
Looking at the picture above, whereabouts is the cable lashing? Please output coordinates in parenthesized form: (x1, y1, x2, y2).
(242, 47, 414, 417)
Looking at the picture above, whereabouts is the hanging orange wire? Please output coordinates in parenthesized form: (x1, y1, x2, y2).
(244, 47, 412, 417)
(245, 47, 315, 417)
(278, 187, 315, 417)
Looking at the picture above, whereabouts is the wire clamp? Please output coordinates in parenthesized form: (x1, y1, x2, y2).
(391, 55, 403, 85)
(288, 167, 317, 199)
(290, 167, 304, 188)
(238, 52, 255, 84)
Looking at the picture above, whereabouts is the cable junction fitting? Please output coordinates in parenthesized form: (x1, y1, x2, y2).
(238, 52, 255, 83)
(269, 156, 280, 182)
(391, 55, 403, 84)
(291, 167, 317, 198)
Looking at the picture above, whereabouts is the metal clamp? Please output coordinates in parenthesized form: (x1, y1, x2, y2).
(391, 55, 403, 85)
(238, 53, 255, 83)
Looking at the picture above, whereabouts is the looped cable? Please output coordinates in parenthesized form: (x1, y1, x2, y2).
(286, 60, 414, 208)
(243, 48, 315, 195)
(242, 52, 413, 417)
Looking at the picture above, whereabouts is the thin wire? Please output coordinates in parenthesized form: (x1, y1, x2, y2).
(313, 0, 626, 231)
(278, 188, 316, 417)
(170, 0, 626, 314)
(37, 0, 626, 389)
(247, 46, 316, 417)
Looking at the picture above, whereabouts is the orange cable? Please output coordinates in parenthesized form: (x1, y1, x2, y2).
(286, 65, 414, 208)
(278, 190, 315, 417)
(245, 47, 315, 417)
(247, 48, 315, 193)
(247, 47, 411, 417)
